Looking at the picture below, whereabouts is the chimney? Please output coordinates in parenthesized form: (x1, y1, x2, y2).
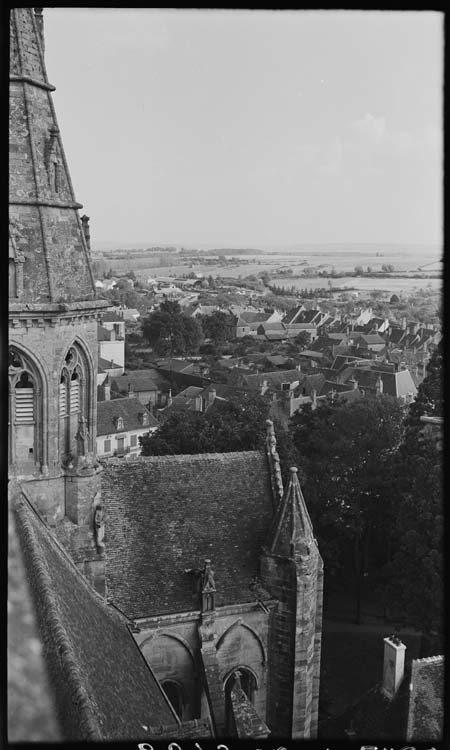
(349, 375, 358, 390)
(127, 382, 134, 398)
(195, 395, 203, 412)
(81, 215, 91, 252)
(167, 388, 172, 407)
(382, 635, 406, 699)
(208, 387, 216, 406)
(34, 8, 45, 52)
(103, 380, 111, 401)
(311, 388, 317, 409)
(110, 359, 114, 369)
(401, 316, 407, 331)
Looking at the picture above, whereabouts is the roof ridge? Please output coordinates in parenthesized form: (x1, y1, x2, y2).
(13, 495, 102, 740)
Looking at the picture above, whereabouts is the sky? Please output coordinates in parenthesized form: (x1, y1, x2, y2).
(43, 9, 443, 249)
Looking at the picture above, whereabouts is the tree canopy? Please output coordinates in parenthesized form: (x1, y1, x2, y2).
(140, 392, 270, 456)
(288, 395, 405, 621)
(142, 300, 204, 356)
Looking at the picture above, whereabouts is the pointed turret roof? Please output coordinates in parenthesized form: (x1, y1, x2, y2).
(265, 467, 316, 559)
(9, 8, 103, 307)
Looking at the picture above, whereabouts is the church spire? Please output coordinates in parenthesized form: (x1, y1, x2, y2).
(265, 466, 315, 559)
(9, 8, 99, 305)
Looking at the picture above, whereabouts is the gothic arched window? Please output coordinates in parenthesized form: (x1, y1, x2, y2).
(224, 668, 257, 735)
(59, 344, 90, 462)
(161, 680, 184, 720)
(8, 347, 43, 474)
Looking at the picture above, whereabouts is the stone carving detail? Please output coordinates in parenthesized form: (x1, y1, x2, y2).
(93, 493, 105, 552)
(201, 559, 216, 613)
(265, 419, 284, 506)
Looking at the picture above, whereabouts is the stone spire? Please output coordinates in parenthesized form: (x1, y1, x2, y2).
(9, 8, 99, 305)
(265, 466, 315, 559)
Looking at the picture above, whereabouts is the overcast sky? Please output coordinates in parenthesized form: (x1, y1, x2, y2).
(43, 9, 443, 249)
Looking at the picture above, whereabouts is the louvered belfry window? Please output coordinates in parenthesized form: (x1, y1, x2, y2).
(70, 373, 80, 414)
(15, 373, 35, 423)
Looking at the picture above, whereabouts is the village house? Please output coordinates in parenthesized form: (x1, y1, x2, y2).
(110, 369, 171, 408)
(96, 397, 158, 458)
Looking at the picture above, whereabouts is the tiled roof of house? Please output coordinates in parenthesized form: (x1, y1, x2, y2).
(154, 358, 196, 373)
(98, 356, 122, 372)
(356, 333, 385, 345)
(111, 370, 169, 394)
(240, 311, 272, 324)
(407, 656, 444, 741)
(343, 368, 417, 398)
(102, 452, 275, 619)
(242, 369, 302, 389)
(11, 493, 177, 741)
(97, 397, 158, 436)
(97, 324, 112, 341)
(101, 311, 123, 323)
(282, 306, 304, 324)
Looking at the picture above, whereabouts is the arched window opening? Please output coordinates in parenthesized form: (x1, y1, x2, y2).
(59, 344, 91, 464)
(224, 668, 257, 735)
(162, 680, 184, 720)
(9, 347, 43, 473)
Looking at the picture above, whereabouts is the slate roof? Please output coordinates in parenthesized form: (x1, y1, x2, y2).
(240, 311, 272, 324)
(242, 369, 302, 389)
(102, 452, 275, 619)
(282, 306, 304, 324)
(12, 493, 177, 741)
(97, 398, 158, 436)
(97, 324, 112, 341)
(343, 368, 417, 398)
(111, 369, 170, 394)
(356, 333, 385, 345)
(98, 356, 122, 372)
(101, 311, 123, 323)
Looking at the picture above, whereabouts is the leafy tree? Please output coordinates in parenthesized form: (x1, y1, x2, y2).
(288, 396, 404, 623)
(354, 265, 364, 275)
(294, 331, 311, 349)
(381, 263, 395, 273)
(142, 300, 204, 355)
(140, 392, 270, 455)
(201, 311, 230, 346)
(383, 344, 443, 647)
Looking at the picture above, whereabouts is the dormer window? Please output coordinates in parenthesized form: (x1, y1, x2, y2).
(113, 416, 124, 431)
(138, 412, 149, 426)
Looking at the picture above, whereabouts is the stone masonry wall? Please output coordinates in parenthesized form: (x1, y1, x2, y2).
(135, 605, 269, 729)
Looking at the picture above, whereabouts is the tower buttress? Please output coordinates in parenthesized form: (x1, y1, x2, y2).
(9, 8, 108, 595)
(260, 466, 323, 739)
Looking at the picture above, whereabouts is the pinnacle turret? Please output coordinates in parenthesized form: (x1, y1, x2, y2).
(265, 466, 315, 559)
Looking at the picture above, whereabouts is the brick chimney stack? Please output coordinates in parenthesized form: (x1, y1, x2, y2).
(382, 635, 406, 699)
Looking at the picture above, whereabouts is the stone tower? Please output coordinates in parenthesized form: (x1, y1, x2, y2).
(260, 466, 324, 738)
(9, 8, 108, 592)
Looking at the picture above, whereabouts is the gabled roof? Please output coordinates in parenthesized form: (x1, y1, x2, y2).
(154, 358, 196, 373)
(101, 311, 124, 323)
(356, 333, 385, 344)
(97, 397, 158, 436)
(12, 493, 176, 740)
(242, 369, 302, 389)
(97, 324, 112, 341)
(102, 452, 275, 618)
(240, 311, 272, 324)
(111, 369, 170, 394)
(282, 306, 303, 325)
(98, 356, 122, 372)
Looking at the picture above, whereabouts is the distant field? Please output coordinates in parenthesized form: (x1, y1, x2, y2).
(95, 243, 442, 296)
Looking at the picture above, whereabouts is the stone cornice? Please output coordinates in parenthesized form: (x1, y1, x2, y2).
(9, 199, 83, 210)
(10, 75, 55, 91)
(9, 299, 109, 328)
